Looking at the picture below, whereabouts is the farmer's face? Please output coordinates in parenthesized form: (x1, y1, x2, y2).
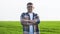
(27, 5, 34, 12)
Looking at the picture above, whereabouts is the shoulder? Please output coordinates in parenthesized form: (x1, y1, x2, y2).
(33, 13, 38, 16)
(33, 13, 40, 18)
(21, 12, 25, 14)
(21, 12, 26, 15)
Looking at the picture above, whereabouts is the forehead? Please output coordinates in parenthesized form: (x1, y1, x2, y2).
(27, 5, 33, 6)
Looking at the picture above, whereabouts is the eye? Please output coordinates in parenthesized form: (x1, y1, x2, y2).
(27, 6, 32, 8)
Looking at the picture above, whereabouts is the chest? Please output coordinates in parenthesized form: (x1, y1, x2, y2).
(25, 13, 37, 20)
(29, 13, 33, 20)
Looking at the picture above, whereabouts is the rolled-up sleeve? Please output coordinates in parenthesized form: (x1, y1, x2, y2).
(35, 14, 40, 24)
(20, 13, 25, 19)
(36, 19, 40, 24)
(20, 13, 25, 23)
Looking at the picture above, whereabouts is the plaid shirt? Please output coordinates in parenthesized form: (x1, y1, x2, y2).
(20, 12, 40, 34)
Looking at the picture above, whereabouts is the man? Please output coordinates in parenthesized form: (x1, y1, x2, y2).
(20, 2, 40, 34)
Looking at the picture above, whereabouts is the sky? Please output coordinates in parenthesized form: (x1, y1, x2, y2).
(0, 0, 60, 21)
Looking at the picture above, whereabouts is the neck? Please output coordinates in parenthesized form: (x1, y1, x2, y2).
(28, 11, 32, 13)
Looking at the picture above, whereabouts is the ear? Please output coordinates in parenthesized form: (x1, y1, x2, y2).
(33, 7, 34, 9)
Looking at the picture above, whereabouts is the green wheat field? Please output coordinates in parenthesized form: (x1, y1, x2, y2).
(0, 21, 60, 34)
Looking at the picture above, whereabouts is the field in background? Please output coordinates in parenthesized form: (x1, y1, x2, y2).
(0, 21, 60, 34)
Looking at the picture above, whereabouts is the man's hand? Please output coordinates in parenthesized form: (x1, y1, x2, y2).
(29, 19, 38, 25)
(29, 20, 35, 23)
(29, 19, 37, 23)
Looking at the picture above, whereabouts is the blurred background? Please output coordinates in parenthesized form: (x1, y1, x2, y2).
(0, 0, 60, 34)
(0, 0, 60, 21)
